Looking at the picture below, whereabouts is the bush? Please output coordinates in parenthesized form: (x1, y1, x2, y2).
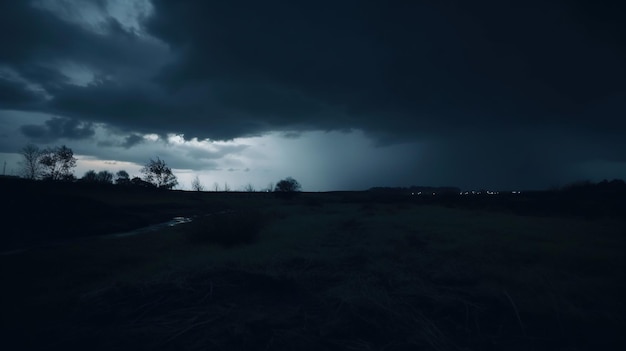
(274, 177, 301, 199)
(184, 210, 267, 246)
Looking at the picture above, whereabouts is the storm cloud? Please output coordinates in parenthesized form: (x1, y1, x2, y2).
(0, 0, 624, 190)
(20, 117, 95, 142)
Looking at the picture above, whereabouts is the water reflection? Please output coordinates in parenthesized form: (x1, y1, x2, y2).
(107, 216, 193, 238)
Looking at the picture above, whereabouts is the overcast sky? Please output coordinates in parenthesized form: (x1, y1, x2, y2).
(1, 0, 624, 191)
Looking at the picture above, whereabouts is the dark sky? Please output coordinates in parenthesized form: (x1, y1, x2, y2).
(0, 0, 624, 190)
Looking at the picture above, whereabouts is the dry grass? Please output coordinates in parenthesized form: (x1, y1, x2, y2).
(1, 199, 624, 350)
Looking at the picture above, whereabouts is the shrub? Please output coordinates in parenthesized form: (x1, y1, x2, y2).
(184, 210, 267, 246)
(274, 177, 301, 199)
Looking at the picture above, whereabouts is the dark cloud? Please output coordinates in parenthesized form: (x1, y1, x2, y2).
(0, 77, 47, 108)
(121, 134, 144, 148)
(1, 2, 135, 68)
(1, 0, 624, 189)
(20, 117, 95, 142)
(144, 0, 626, 138)
(2, 0, 623, 140)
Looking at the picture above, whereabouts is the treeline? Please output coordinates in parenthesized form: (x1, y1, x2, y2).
(17, 143, 178, 189)
(16, 143, 304, 194)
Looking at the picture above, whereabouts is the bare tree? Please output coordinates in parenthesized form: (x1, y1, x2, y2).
(141, 157, 178, 189)
(19, 143, 43, 179)
(243, 183, 255, 192)
(191, 175, 205, 191)
(213, 182, 220, 192)
(223, 182, 231, 192)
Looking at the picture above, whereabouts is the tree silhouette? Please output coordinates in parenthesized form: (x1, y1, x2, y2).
(115, 170, 130, 185)
(141, 157, 178, 189)
(39, 145, 77, 181)
(81, 170, 98, 182)
(19, 143, 43, 179)
(96, 170, 113, 184)
(81, 170, 113, 184)
(191, 175, 204, 191)
(274, 177, 301, 198)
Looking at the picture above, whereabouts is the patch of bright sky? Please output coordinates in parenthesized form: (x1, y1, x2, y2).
(75, 155, 143, 179)
(0, 153, 22, 177)
(1, 108, 424, 190)
(170, 130, 424, 191)
(1, 109, 424, 191)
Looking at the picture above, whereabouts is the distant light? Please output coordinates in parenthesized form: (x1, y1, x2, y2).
(418, 192, 422, 195)
(432, 192, 436, 195)
(411, 192, 415, 195)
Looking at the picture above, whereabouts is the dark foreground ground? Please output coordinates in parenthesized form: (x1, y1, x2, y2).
(1, 178, 624, 350)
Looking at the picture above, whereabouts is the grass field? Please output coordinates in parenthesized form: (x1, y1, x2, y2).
(1, 191, 624, 350)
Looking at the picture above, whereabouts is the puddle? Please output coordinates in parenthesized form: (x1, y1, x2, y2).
(106, 216, 193, 238)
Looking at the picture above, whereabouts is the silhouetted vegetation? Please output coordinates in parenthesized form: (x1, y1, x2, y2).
(274, 177, 301, 198)
(39, 145, 77, 181)
(80, 170, 114, 184)
(141, 157, 178, 189)
(0, 176, 221, 251)
(115, 170, 130, 185)
(191, 175, 204, 191)
(18, 143, 43, 179)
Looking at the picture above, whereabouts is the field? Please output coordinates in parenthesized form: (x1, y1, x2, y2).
(1, 181, 624, 350)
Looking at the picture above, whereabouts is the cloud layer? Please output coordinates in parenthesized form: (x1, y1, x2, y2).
(0, 0, 624, 189)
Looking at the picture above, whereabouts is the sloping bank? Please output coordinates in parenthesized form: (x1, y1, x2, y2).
(0, 177, 223, 252)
